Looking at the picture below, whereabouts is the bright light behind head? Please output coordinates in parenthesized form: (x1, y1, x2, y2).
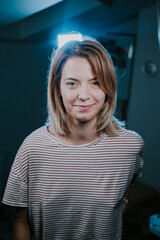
(58, 33, 83, 48)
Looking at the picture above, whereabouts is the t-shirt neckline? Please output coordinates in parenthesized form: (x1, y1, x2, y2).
(44, 126, 106, 148)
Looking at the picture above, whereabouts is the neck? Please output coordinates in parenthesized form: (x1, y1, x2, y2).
(48, 120, 103, 146)
(67, 119, 101, 145)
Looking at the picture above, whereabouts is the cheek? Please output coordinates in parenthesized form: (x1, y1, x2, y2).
(61, 92, 73, 103)
(96, 91, 106, 104)
(61, 88, 78, 102)
(61, 92, 77, 111)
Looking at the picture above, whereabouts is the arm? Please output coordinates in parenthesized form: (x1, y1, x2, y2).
(13, 207, 31, 240)
(123, 177, 136, 211)
(123, 183, 132, 211)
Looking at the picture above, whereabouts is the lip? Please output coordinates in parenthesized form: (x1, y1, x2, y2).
(75, 104, 94, 111)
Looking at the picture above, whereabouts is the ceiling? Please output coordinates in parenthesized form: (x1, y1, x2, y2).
(0, 0, 65, 29)
(0, 0, 157, 42)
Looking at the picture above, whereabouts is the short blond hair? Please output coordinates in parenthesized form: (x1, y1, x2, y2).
(47, 37, 123, 136)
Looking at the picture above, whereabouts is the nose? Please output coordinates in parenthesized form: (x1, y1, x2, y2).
(78, 85, 90, 101)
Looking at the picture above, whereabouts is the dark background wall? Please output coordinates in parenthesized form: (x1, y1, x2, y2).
(127, 5, 160, 192)
(0, 42, 51, 200)
(0, 42, 50, 155)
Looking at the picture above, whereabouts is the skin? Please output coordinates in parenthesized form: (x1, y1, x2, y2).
(60, 57, 106, 124)
(13, 207, 31, 240)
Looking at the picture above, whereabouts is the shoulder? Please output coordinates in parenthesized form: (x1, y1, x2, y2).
(12, 126, 49, 166)
(117, 127, 144, 149)
(25, 126, 46, 140)
(122, 128, 144, 143)
(19, 126, 48, 152)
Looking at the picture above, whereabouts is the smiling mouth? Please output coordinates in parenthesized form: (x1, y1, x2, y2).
(75, 104, 94, 111)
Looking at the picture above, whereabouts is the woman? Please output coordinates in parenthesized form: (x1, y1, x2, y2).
(3, 37, 144, 240)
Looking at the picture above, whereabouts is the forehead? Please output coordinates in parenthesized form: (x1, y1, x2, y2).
(61, 57, 95, 78)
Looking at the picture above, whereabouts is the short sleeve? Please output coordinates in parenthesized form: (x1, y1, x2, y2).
(2, 141, 29, 207)
(134, 136, 145, 178)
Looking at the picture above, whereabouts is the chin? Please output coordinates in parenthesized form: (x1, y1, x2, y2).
(76, 115, 96, 124)
(78, 119, 90, 124)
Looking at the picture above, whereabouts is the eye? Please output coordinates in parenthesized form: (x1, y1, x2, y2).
(92, 81, 100, 87)
(66, 82, 77, 87)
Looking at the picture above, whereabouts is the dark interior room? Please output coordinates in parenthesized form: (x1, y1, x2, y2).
(0, 0, 160, 239)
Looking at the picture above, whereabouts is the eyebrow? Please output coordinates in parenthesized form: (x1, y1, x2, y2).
(64, 77, 97, 81)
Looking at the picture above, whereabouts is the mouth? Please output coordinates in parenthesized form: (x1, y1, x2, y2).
(75, 104, 94, 111)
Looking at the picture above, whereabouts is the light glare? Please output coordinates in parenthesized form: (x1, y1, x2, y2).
(58, 33, 83, 48)
(128, 44, 133, 59)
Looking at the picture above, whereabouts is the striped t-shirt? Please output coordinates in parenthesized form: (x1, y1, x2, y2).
(3, 126, 144, 240)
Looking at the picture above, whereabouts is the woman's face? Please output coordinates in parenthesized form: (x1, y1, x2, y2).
(60, 57, 106, 125)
